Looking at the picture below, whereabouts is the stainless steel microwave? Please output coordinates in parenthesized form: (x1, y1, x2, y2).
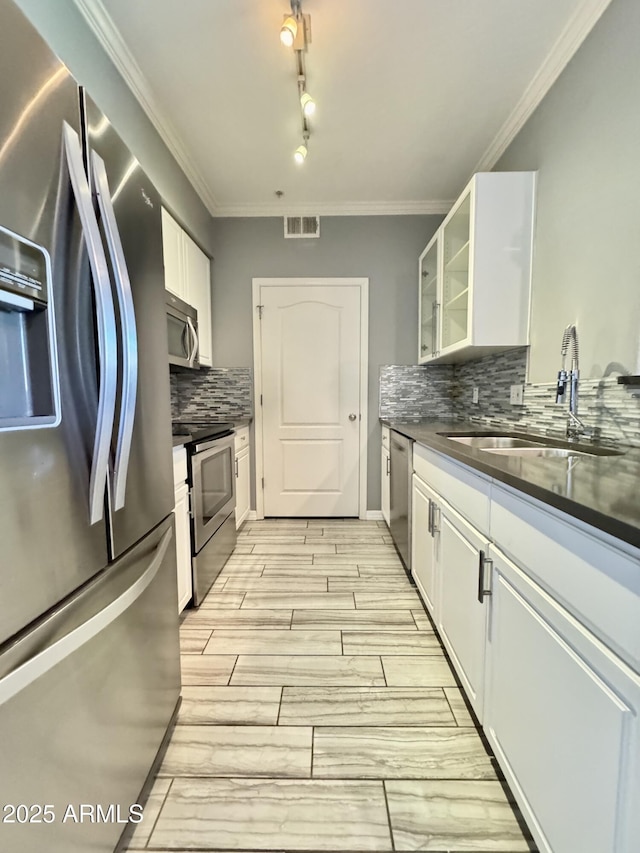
(166, 292, 199, 369)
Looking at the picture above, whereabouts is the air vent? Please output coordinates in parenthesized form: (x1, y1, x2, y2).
(284, 216, 320, 238)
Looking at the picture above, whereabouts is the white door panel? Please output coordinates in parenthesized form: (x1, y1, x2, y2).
(260, 284, 362, 516)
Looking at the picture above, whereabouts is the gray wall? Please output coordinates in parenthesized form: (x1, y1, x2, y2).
(209, 215, 442, 508)
(497, 0, 640, 382)
(14, 0, 213, 252)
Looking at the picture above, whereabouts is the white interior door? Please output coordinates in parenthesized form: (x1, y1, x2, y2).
(257, 281, 364, 517)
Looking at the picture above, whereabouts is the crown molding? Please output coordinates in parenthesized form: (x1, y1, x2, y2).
(72, 0, 219, 214)
(213, 200, 454, 218)
(473, 0, 613, 173)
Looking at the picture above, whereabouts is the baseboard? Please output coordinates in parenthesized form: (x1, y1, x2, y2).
(247, 510, 381, 521)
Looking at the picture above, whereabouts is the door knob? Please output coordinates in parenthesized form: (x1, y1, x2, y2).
(349, 413, 357, 421)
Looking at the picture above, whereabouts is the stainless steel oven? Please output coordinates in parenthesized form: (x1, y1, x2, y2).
(166, 292, 199, 368)
(189, 430, 237, 604)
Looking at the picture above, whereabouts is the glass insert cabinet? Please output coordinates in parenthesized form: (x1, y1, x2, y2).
(418, 171, 536, 365)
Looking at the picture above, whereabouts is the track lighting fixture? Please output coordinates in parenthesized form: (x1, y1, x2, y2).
(280, 0, 314, 164)
(300, 92, 316, 117)
(294, 132, 310, 164)
(280, 15, 297, 47)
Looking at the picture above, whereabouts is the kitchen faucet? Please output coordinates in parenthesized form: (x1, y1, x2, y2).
(555, 324, 593, 441)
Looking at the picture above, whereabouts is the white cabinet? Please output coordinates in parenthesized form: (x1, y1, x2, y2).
(161, 208, 212, 367)
(172, 445, 192, 612)
(436, 504, 489, 722)
(183, 234, 212, 367)
(418, 237, 440, 360)
(411, 449, 490, 720)
(234, 426, 251, 529)
(410, 473, 439, 617)
(161, 208, 185, 299)
(418, 171, 535, 364)
(485, 545, 640, 853)
(409, 439, 640, 853)
(381, 427, 390, 527)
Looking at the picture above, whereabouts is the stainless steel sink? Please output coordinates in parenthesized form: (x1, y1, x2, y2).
(482, 446, 591, 458)
(441, 433, 623, 458)
(445, 436, 546, 449)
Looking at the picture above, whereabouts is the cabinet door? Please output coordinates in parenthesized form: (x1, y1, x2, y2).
(485, 546, 640, 853)
(437, 503, 489, 720)
(173, 482, 192, 612)
(235, 448, 250, 529)
(411, 474, 438, 617)
(418, 237, 440, 361)
(184, 234, 212, 367)
(441, 190, 471, 352)
(161, 208, 186, 299)
(381, 445, 390, 527)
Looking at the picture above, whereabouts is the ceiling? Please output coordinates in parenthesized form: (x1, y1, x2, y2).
(74, 0, 611, 216)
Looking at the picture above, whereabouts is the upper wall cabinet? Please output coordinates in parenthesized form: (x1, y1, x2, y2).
(418, 171, 536, 364)
(161, 208, 212, 367)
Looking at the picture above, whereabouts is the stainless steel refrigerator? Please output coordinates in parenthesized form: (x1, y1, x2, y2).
(0, 2, 181, 851)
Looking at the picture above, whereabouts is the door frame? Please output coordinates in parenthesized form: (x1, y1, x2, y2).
(252, 277, 369, 520)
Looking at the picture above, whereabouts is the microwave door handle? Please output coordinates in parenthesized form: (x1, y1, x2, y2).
(181, 323, 190, 359)
(187, 316, 199, 367)
(90, 150, 138, 512)
(63, 122, 117, 525)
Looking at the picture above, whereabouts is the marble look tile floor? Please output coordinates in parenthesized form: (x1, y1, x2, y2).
(125, 519, 536, 852)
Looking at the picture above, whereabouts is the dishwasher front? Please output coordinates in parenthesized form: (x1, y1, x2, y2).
(389, 430, 413, 571)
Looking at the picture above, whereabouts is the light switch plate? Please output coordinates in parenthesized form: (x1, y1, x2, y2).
(510, 384, 524, 405)
(472, 387, 479, 404)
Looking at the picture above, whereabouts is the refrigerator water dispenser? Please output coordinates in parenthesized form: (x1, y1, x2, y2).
(0, 225, 60, 429)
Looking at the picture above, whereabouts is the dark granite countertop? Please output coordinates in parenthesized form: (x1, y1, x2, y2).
(172, 435, 190, 448)
(383, 419, 640, 551)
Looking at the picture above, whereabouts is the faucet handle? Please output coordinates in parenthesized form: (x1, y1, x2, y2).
(556, 369, 568, 403)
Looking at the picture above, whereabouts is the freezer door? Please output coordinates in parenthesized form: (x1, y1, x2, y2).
(84, 95, 174, 559)
(0, 0, 111, 646)
(0, 514, 181, 853)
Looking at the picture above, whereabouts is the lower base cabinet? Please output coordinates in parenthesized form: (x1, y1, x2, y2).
(173, 482, 192, 612)
(411, 473, 438, 616)
(235, 448, 250, 528)
(436, 505, 490, 722)
(485, 545, 640, 853)
(410, 442, 640, 853)
(381, 445, 390, 527)
(173, 446, 192, 612)
(234, 426, 251, 529)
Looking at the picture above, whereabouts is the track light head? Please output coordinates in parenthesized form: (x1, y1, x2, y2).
(280, 15, 297, 47)
(300, 92, 316, 117)
(294, 143, 308, 164)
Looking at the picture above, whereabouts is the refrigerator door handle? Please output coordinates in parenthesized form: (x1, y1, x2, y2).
(0, 527, 172, 709)
(187, 316, 199, 367)
(90, 150, 139, 512)
(63, 122, 117, 525)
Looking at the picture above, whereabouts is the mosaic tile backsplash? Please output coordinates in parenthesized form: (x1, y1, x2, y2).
(379, 365, 454, 421)
(381, 348, 640, 447)
(171, 367, 253, 421)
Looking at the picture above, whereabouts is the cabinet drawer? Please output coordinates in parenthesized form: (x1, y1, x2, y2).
(381, 426, 390, 450)
(413, 443, 491, 536)
(491, 483, 640, 673)
(172, 445, 187, 486)
(234, 426, 250, 454)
